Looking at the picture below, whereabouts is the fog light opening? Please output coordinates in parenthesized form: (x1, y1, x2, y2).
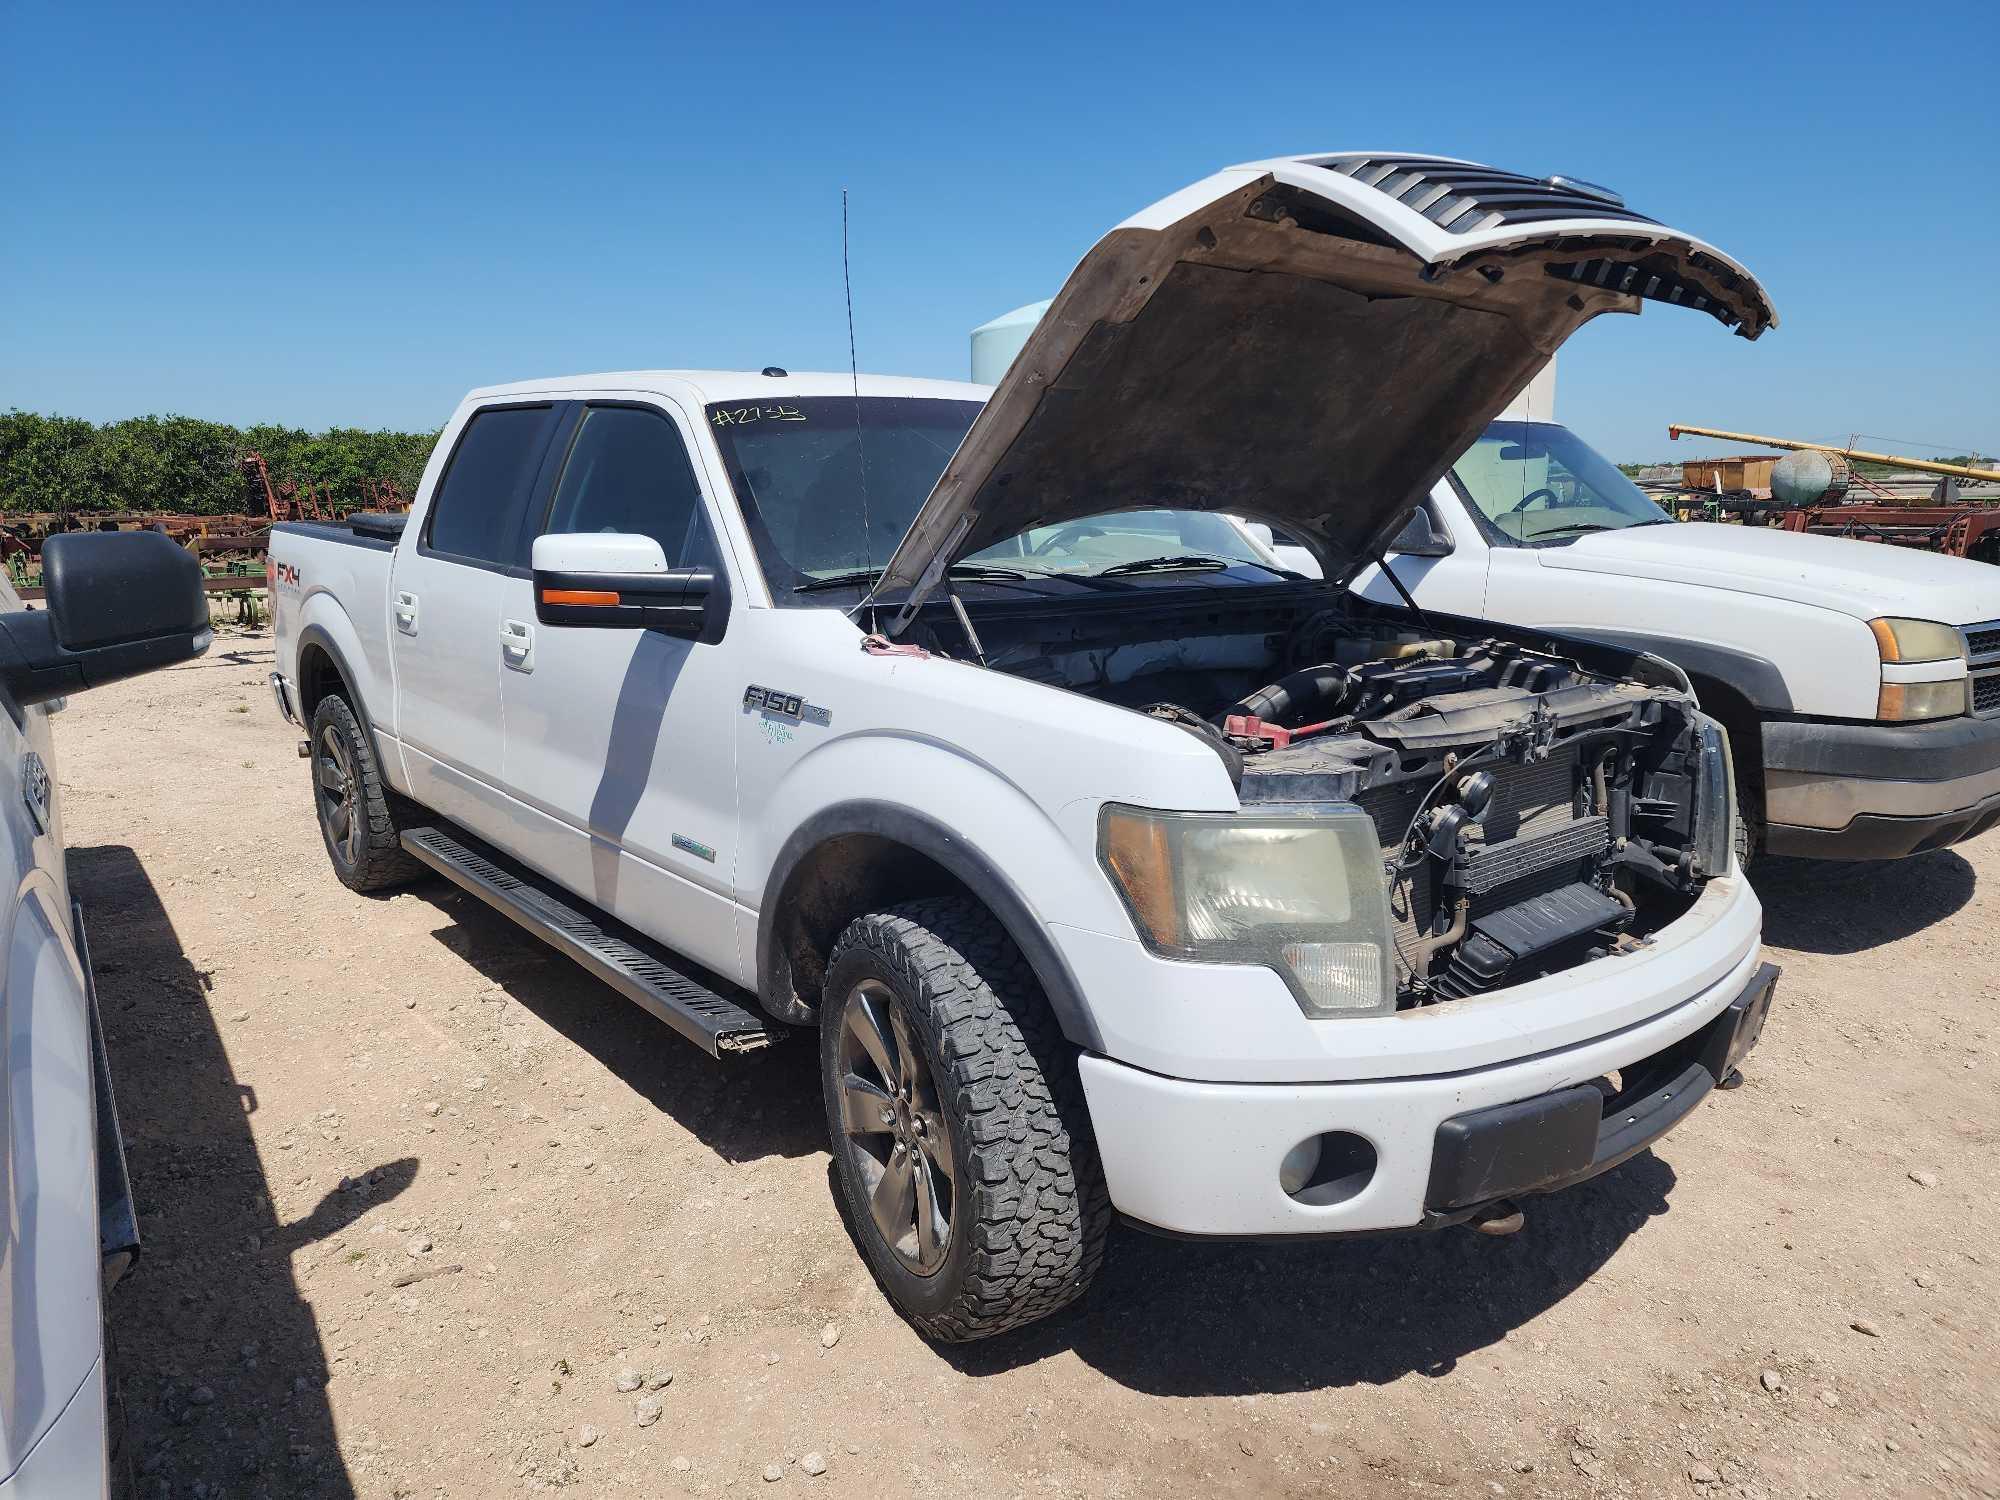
(1279, 1130, 1377, 1207)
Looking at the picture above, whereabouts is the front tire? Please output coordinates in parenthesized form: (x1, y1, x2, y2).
(308, 694, 420, 892)
(820, 896, 1109, 1342)
(1734, 780, 1758, 871)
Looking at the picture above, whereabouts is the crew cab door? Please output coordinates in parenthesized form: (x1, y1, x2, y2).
(392, 402, 565, 829)
(495, 399, 744, 983)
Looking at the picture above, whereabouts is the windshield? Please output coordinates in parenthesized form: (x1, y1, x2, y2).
(706, 396, 1272, 600)
(1452, 421, 1671, 543)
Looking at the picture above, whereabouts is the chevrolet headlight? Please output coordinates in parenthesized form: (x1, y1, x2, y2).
(1871, 618, 1968, 723)
(1098, 804, 1395, 1017)
(1869, 617, 1965, 665)
(1876, 679, 1968, 722)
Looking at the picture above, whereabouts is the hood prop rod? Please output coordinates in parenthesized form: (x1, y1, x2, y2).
(947, 589, 987, 665)
(1371, 547, 1438, 635)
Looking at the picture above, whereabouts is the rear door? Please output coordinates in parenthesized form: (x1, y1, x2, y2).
(495, 399, 745, 983)
(393, 401, 567, 830)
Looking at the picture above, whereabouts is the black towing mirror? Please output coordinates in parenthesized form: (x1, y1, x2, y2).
(0, 530, 212, 707)
(1388, 507, 1452, 558)
(530, 532, 729, 643)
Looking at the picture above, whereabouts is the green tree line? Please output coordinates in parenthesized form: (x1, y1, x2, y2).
(0, 409, 441, 516)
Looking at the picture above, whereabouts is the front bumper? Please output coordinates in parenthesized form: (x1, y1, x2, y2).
(1761, 714, 2000, 860)
(1079, 950, 1776, 1238)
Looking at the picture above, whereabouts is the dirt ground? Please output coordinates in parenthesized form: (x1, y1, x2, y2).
(57, 624, 1998, 1499)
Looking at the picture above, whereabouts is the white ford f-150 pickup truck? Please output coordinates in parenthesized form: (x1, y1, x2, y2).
(270, 153, 1780, 1341)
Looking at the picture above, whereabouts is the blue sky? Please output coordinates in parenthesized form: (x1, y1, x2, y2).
(5, 1, 1995, 462)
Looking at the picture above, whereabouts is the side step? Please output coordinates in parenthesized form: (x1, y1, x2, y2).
(401, 825, 774, 1056)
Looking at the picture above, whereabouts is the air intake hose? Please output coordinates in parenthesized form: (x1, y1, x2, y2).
(1226, 665, 1352, 727)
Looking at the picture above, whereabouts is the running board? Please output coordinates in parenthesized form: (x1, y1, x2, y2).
(401, 825, 775, 1056)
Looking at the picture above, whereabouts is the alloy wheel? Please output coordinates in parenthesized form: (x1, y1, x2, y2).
(835, 978, 955, 1274)
(315, 725, 361, 865)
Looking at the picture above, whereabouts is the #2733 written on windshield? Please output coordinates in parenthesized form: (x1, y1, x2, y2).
(710, 405, 807, 427)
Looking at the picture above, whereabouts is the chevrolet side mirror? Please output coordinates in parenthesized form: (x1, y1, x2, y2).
(0, 531, 211, 707)
(531, 533, 729, 643)
(1389, 508, 1451, 558)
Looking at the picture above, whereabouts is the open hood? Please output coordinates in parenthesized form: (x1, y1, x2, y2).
(879, 152, 1775, 620)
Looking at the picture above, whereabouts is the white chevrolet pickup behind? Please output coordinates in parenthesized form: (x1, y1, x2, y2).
(270, 154, 1780, 1341)
(1276, 424, 2000, 862)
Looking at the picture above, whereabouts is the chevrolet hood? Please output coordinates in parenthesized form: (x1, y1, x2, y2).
(879, 153, 1775, 616)
(1546, 520, 2000, 624)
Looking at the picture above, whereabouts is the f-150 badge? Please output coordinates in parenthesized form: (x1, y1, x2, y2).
(743, 685, 830, 727)
(20, 751, 49, 834)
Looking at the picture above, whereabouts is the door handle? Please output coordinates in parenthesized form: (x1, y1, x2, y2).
(394, 591, 419, 633)
(500, 619, 534, 670)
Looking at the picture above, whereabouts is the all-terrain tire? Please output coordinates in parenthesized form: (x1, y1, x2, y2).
(308, 693, 422, 893)
(1733, 781, 1757, 872)
(820, 896, 1110, 1342)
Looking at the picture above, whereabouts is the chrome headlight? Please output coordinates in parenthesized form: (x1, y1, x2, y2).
(1098, 804, 1395, 1017)
(1692, 714, 1736, 878)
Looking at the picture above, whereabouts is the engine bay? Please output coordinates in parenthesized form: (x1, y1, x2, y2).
(915, 589, 1724, 1006)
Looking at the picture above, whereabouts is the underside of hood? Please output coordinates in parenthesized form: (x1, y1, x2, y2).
(880, 154, 1775, 620)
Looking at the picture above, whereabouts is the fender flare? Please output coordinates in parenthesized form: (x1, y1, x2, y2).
(293, 623, 398, 788)
(1555, 628, 1793, 713)
(758, 800, 1105, 1054)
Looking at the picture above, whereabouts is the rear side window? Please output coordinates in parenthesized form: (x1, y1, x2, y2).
(425, 405, 559, 567)
(542, 406, 717, 569)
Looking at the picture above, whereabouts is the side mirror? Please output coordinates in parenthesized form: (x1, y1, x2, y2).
(0, 531, 210, 707)
(1388, 507, 1452, 558)
(1241, 520, 1275, 549)
(531, 533, 728, 643)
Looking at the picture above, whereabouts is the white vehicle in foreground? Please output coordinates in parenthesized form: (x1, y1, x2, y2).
(0, 532, 211, 1494)
(269, 154, 1779, 1340)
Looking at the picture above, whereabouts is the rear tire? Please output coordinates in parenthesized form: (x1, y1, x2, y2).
(308, 694, 420, 892)
(820, 896, 1110, 1342)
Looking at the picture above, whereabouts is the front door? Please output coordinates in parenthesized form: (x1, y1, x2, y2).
(496, 399, 745, 984)
(393, 401, 565, 830)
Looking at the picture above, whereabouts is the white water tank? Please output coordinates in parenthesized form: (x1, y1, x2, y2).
(969, 300, 1052, 385)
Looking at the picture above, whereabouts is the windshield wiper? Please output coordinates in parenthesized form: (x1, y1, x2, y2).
(794, 568, 883, 593)
(794, 560, 1041, 595)
(1095, 553, 1234, 577)
(1524, 522, 1622, 540)
(1096, 553, 1304, 580)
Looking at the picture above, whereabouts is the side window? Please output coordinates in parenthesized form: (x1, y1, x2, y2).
(424, 405, 559, 567)
(542, 406, 718, 569)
